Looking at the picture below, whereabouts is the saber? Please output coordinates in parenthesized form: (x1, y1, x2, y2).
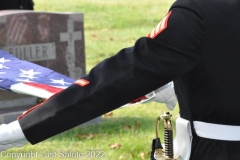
(154, 112, 179, 160)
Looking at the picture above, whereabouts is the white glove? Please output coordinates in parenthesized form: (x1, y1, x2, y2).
(126, 82, 177, 110)
(0, 120, 28, 151)
(152, 82, 177, 110)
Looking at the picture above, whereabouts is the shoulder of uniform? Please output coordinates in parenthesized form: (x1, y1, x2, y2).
(170, 0, 207, 21)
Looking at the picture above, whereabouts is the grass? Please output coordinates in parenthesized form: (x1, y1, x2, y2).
(5, 105, 179, 160)
(34, 0, 175, 72)
(3, 0, 177, 160)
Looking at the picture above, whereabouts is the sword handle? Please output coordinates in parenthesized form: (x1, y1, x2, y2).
(154, 112, 179, 160)
(160, 112, 174, 158)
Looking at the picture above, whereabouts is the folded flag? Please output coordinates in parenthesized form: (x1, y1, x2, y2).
(0, 49, 75, 99)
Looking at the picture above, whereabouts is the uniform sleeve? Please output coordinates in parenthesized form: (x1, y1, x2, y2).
(18, 8, 206, 144)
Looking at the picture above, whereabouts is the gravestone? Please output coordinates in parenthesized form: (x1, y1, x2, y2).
(0, 10, 101, 125)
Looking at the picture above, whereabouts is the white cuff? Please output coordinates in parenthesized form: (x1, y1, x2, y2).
(153, 82, 177, 110)
(0, 120, 28, 150)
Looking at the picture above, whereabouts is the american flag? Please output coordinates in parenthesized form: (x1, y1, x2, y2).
(0, 49, 75, 99)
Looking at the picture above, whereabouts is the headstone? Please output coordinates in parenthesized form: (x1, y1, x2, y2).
(0, 10, 101, 125)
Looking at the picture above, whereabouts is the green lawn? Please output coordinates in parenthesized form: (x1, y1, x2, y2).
(34, 0, 175, 72)
(3, 0, 178, 160)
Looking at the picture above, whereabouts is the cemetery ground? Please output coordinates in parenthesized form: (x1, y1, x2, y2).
(4, 0, 177, 159)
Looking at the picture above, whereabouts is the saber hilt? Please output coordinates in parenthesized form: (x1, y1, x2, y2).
(154, 112, 179, 160)
(160, 112, 174, 158)
(164, 125, 174, 158)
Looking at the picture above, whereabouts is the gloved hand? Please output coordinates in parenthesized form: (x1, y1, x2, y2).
(0, 120, 28, 151)
(151, 82, 177, 110)
(127, 82, 177, 110)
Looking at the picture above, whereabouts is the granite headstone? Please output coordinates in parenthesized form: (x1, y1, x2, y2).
(0, 10, 101, 125)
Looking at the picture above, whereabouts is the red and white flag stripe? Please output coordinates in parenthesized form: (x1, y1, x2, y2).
(10, 82, 66, 99)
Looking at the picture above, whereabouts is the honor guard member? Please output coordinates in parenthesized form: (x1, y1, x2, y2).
(0, 0, 240, 159)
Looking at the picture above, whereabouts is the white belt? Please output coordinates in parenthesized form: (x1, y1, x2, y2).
(174, 117, 240, 160)
(194, 121, 240, 141)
